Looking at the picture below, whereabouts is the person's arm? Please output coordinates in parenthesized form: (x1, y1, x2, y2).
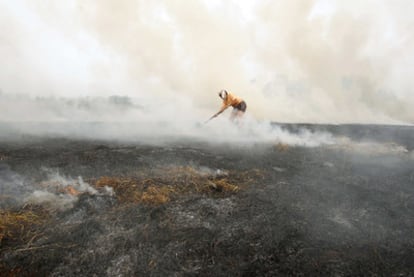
(205, 103, 229, 123)
(213, 103, 230, 117)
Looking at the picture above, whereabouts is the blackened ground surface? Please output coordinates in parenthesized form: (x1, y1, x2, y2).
(1, 124, 414, 276)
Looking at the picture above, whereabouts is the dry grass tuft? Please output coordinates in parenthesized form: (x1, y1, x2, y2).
(0, 206, 49, 247)
(94, 177, 143, 203)
(141, 186, 172, 205)
(91, 167, 264, 205)
(93, 177, 175, 205)
(206, 179, 240, 193)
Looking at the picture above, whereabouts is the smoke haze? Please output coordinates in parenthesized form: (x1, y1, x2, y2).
(1, 0, 414, 125)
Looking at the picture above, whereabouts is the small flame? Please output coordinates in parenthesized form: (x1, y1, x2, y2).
(63, 186, 80, 196)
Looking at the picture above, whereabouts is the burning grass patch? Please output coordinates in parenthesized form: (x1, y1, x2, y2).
(92, 166, 264, 205)
(275, 143, 290, 152)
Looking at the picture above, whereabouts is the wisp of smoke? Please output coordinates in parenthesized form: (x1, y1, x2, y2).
(0, 167, 113, 211)
(0, 93, 336, 146)
(0, 163, 32, 208)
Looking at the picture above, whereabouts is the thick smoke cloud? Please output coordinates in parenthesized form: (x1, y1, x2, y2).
(1, 0, 413, 124)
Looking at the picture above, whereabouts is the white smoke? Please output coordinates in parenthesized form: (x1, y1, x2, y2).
(1, 0, 413, 130)
(199, 116, 335, 146)
(22, 169, 113, 211)
(24, 190, 77, 212)
(330, 137, 409, 156)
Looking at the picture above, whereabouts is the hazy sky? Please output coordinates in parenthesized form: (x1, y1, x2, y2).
(1, 0, 413, 124)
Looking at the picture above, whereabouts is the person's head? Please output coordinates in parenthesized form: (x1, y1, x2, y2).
(218, 89, 228, 100)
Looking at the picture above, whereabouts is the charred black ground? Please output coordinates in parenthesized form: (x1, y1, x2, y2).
(1, 123, 414, 276)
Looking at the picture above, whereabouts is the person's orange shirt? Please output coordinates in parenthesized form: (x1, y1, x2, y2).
(221, 92, 243, 110)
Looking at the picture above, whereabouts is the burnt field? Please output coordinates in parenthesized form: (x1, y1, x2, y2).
(1, 123, 414, 276)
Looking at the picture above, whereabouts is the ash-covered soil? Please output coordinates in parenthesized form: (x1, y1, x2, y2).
(1, 124, 414, 276)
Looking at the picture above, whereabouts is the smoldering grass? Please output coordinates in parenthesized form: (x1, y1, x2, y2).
(23, 190, 77, 212)
(275, 142, 290, 152)
(0, 165, 265, 273)
(22, 171, 113, 212)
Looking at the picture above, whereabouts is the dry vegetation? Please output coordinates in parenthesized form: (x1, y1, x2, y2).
(0, 167, 264, 247)
(0, 165, 264, 274)
(0, 205, 49, 248)
(93, 166, 264, 205)
(1, 166, 263, 244)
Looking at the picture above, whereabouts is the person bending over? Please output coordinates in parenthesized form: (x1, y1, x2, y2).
(210, 89, 247, 122)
